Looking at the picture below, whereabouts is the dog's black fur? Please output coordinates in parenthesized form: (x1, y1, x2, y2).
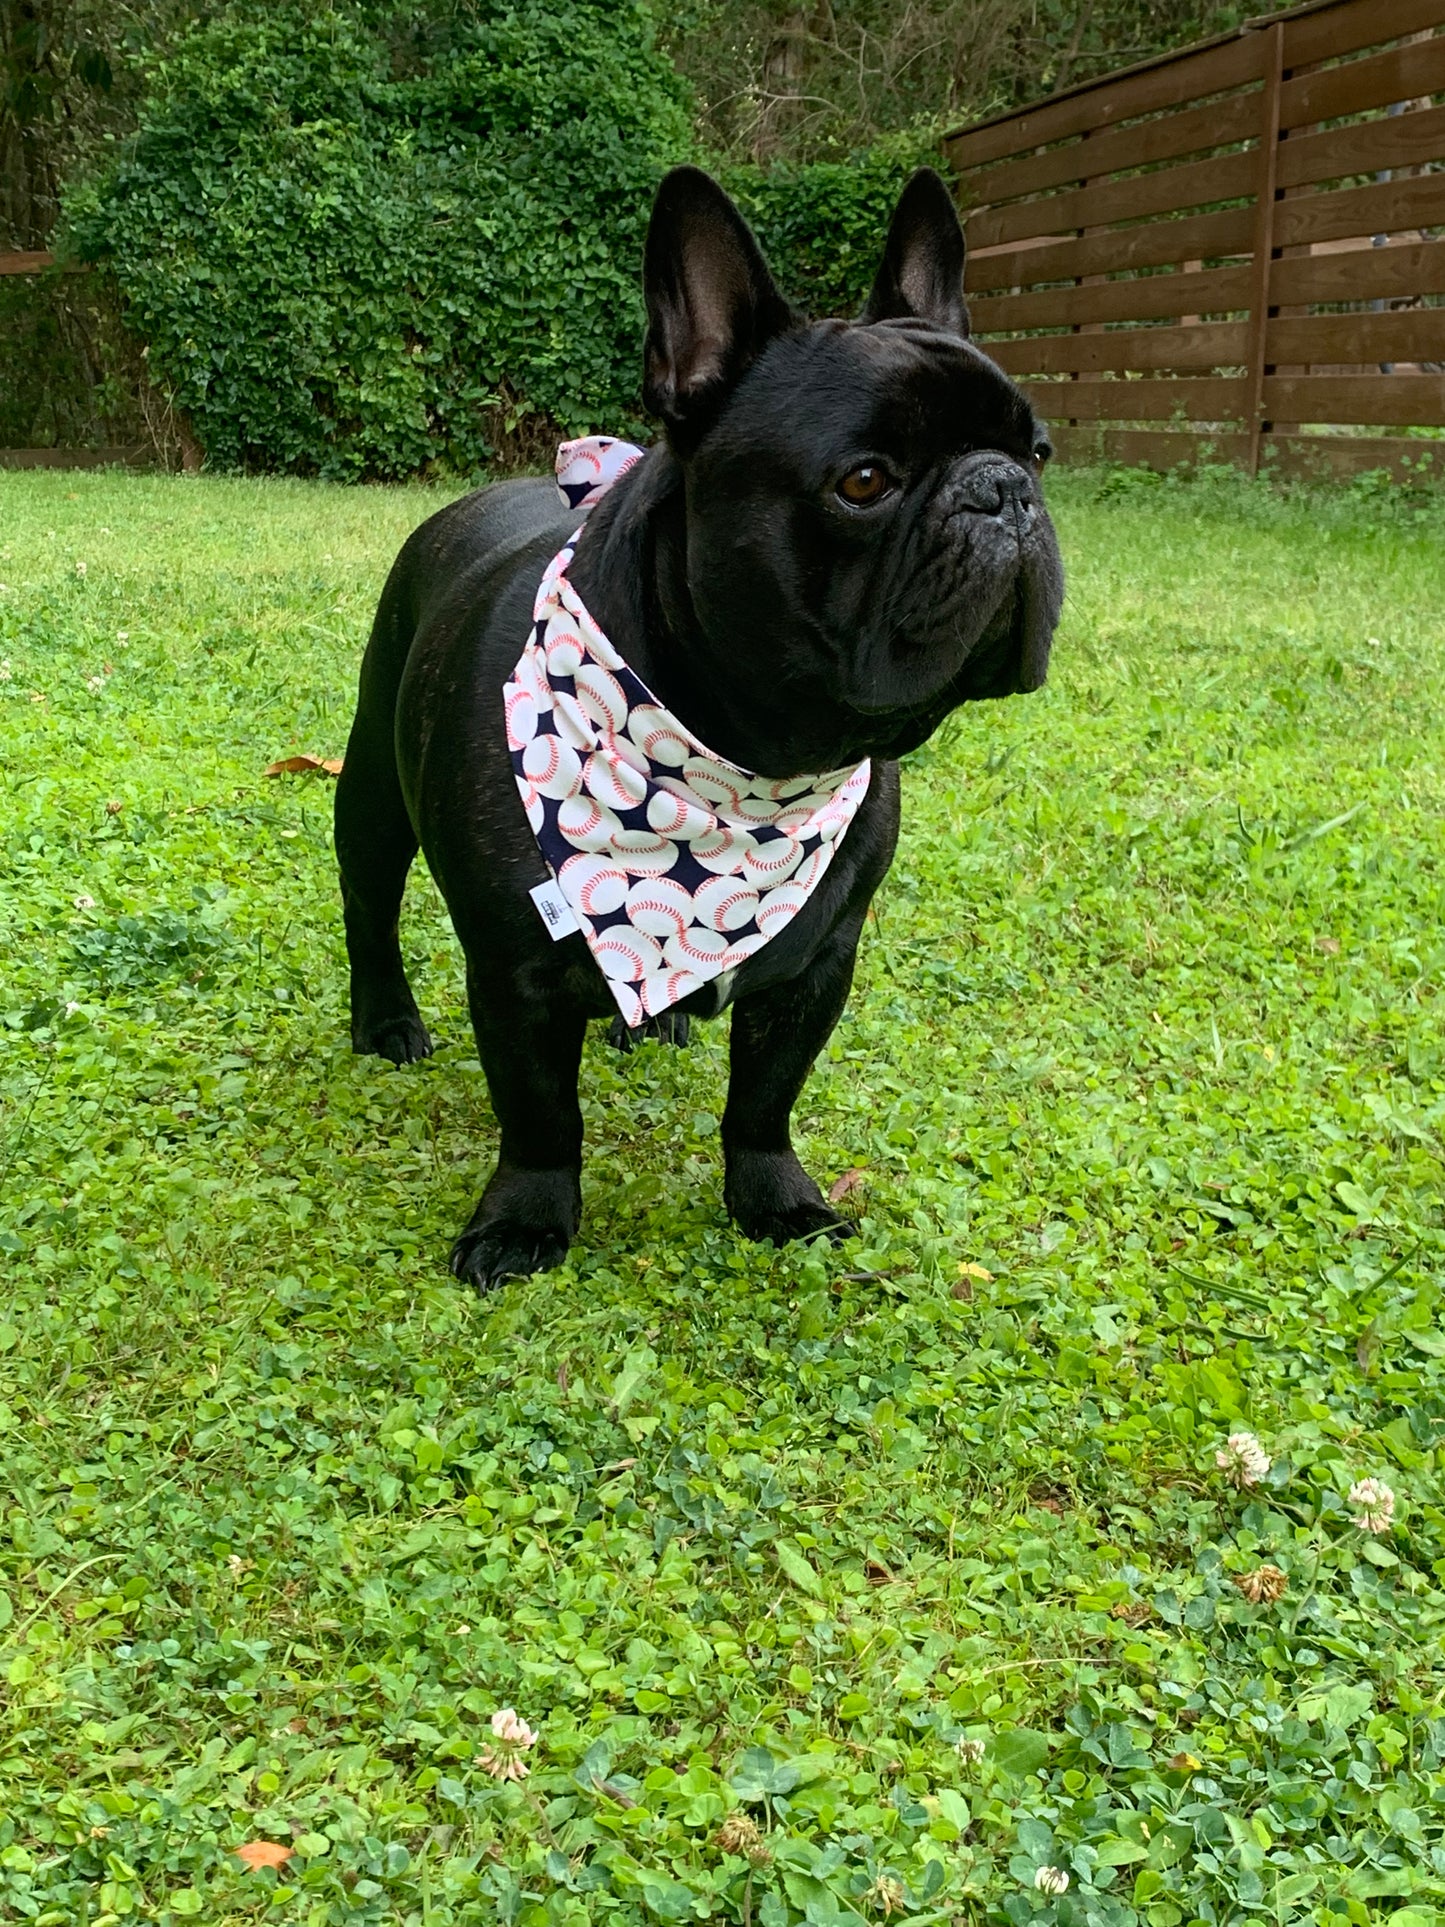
(335, 165, 1064, 1288)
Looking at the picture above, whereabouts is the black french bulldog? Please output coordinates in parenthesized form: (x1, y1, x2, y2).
(335, 164, 1063, 1289)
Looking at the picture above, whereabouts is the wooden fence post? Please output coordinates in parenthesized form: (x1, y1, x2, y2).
(1243, 21, 1285, 476)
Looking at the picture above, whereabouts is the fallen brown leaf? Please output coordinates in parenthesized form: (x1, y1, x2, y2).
(828, 1168, 866, 1204)
(958, 1261, 993, 1282)
(1166, 1752, 1201, 1774)
(264, 754, 343, 777)
(234, 1841, 292, 1871)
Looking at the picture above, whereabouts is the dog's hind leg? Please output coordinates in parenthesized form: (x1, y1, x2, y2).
(606, 1011, 690, 1052)
(335, 576, 433, 1066)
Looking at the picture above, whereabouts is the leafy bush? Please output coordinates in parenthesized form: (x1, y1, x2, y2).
(724, 130, 938, 320)
(64, 2, 931, 478)
(68, 1, 693, 479)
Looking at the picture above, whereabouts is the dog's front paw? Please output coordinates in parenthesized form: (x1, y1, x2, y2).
(726, 1149, 855, 1249)
(739, 1200, 853, 1248)
(354, 1012, 434, 1065)
(450, 1218, 571, 1291)
(450, 1167, 580, 1291)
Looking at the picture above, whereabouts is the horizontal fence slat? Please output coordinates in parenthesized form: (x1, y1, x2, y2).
(1270, 237, 1445, 304)
(966, 147, 1256, 249)
(970, 262, 1253, 331)
(1282, 0, 1445, 69)
(1281, 31, 1445, 131)
(1267, 308, 1445, 365)
(0, 447, 148, 470)
(954, 92, 1260, 214)
(0, 250, 56, 275)
(1276, 100, 1445, 192)
(1265, 433, 1445, 480)
(969, 204, 1254, 292)
(986, 321, 1249, 375)
(1046, 425, 1444, 481)
(1274, 173, 1445, 249)
(946, 33, 1266, 169)
(1022, 376, 1250, 421)
(1048, 424, 1249, 465)
(1263, 372, 1445, 425)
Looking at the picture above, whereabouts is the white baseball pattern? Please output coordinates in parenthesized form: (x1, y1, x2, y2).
(502, 437, 872, 1030)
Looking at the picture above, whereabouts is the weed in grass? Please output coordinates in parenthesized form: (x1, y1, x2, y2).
(1, 464, 1444, 1923)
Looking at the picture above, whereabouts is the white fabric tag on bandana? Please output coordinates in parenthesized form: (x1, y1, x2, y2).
(529, 877, 581, 940)
(505, 437, 872, 1029)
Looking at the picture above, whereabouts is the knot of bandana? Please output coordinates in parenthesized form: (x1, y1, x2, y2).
(556, 436, 644, 510)
(503, 437, 871, 1028)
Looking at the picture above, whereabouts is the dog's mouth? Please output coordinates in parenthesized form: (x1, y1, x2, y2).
(841, 538, 1056, 722)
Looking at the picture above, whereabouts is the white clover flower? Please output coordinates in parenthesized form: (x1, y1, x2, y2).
(474, 1706, 538, 1781)
(1348, 1478, 1395, 1534)
(117, 631, 129, 644)
(0, 659, 11, 681)
(491, 1707, 536, 1747)
(1215, 1431, 1271, 1488)
(65, 1000, 82, 1016)
(75, 560, 87, 578)
(1034, 1866, 1069, 1895)
(73, 894, 96, 910)
(956, 1736, 986, 1765)
(86, 674, 104, 692)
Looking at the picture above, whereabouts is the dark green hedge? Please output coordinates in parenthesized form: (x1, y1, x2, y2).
(727, 133, 936, 325)
(68, 3, 928, 479)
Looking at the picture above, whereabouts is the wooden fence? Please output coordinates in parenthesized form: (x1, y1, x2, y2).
(945, 0, 1445, 478)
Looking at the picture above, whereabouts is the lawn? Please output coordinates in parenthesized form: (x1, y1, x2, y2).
(2, 462, 1444, 1927)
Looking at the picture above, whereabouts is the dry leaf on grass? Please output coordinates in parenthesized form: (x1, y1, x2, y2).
(953, 1259, 994, 1301)
(234, 1841, 292, 1871)
(264, 754, 343, 777)
(827, 1168, 866, 1204)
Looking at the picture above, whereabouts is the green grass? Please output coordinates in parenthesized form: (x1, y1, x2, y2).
(2, 462, 1445, 1927)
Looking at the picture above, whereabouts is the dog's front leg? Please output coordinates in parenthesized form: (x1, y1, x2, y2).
(450, 965, 587, 1290)
(722, 917, 864, 1247)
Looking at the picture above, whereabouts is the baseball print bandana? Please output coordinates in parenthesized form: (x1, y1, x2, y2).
(503, 437, 872, 1030)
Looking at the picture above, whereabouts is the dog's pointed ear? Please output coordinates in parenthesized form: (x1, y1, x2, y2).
(643, 166, 798, 445)
(861, 167, 970, 338)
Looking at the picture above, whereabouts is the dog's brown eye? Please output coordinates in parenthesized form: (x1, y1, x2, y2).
(837, 464, 890, 506)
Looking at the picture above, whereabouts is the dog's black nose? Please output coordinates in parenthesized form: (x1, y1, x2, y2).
(954, 455, 1034, 518)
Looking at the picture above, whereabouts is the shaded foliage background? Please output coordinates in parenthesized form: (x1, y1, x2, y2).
(663, 0, 1245, 164)
(3, 0, 1249, 471)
